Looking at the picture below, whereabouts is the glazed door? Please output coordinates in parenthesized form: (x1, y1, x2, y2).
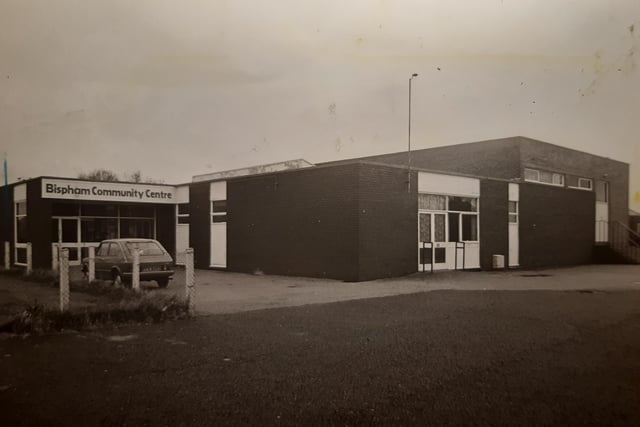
(418, 212, 448, 271)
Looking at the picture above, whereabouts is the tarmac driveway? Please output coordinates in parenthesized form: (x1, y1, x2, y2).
(164, 264, 640, 315)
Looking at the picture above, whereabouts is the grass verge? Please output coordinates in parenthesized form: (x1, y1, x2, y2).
(1, 293, 189, 335)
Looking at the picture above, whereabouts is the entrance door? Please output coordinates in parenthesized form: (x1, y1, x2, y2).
(210, 222, 227, 268)
(595, 181, 609, 242)
(418, 212, 447, 271)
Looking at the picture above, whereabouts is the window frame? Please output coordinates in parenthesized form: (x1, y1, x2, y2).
(523, 167, 565, 187)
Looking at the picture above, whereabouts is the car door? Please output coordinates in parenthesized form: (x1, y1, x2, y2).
(94, 242, 111, 279)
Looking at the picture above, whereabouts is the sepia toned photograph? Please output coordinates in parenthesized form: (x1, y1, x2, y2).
(1, 1, 639, 425)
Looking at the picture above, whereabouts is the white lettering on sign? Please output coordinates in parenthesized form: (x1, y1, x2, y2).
(41, 178, 176, 204)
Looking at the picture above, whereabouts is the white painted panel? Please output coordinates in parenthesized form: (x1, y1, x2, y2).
(418, 172, 479, 197)
(508, 183, 519, 201)
(14, 183, 26, 201)
(210, 181, 227, 201)
(210, 222, 227, 267)
(175, 224, 189, 265)
(595, 201, 609, 242)
(508, 223, 519, 266)
(175, 185, 189, 204)
(41, 178, 176, 203)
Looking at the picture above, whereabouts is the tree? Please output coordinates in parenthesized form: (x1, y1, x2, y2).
(78, 169, 119, 182)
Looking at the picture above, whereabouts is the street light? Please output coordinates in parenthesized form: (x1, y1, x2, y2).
(407, 73, 418, 192)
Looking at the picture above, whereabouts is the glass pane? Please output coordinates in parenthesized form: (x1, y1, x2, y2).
(508, 201, 518, 213)
(120, 205, 154, 218)
(508, 214, 518, 223)
(212, 214, 227, 223)
(81, 218, 118, 242)
(434, 214, 445, 242)
(125, 241, 164, 256)
(108, 243, 123, 257)
(418, 194, 446, 210)
(211, 200, 227, 213)
(16, 217, 28, 243)
(81, 203, 119, 217)
(462, 215, 478, 241)
(448, 212, 459, 242)
(96, 243, 109, 257)
(539, 171, 553, 184)
(524, 168, 538, 181)
(120, 219, 154, 238)
(16, 247, 26, 264)
(15, 201, 27, 216)
(448, 197, 477, 212)
(61, 220, 78, 243)
(579, 178, 592, 189)
(178, 216, 190, 224)
(434, 248, 446, 263)
(419, 213, 431, 242)
(52, 203, 79, 216)
(67, 248, 79, 262)
(178, 203, 190, 215)
(552, 173, 564, 185)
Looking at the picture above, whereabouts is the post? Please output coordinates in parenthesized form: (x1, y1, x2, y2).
(59, 248, 69, 312)
(52, 243, 59, 272)
(88, 246, 95, 282)
(25, 242, 32, 275)
(132, 249, 140, 292)
(3, 241, 9, 269)
(185, 248, 195, 315)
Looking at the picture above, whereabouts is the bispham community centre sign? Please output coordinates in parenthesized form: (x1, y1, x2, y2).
(41, 178, 175, 204)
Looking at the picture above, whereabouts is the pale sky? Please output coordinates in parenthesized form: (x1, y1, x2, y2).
(1, 0, 639, 208)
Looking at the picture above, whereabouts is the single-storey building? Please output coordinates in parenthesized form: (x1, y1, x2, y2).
(0, 136, 635, 281)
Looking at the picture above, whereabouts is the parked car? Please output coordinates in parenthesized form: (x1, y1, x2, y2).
(82, 238, 174, 288)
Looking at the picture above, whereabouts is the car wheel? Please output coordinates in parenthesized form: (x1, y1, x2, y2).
(111, 269, 123, 287)
(156, 278, 169, 289)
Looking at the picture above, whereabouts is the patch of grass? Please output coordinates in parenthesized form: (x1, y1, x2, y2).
(0, 267, 58, 284)
(69, 279, 139, 300)
(2, 294, 189, 335)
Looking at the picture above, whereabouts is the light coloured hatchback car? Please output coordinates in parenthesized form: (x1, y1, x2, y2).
(82, 238, 174, 288)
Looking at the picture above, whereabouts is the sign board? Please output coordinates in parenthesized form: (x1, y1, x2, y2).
(41, 178, 176, 204)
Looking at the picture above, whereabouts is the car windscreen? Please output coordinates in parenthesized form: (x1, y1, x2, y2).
(125, 241, 165, 256)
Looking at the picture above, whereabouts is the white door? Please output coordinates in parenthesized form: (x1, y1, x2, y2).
(418, 212, 448, 271)
(508, 184, 519, 267)
(210, 222, 227, 268)
(595, 181, 609, 242)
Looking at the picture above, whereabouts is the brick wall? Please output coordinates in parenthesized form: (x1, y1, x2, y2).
(519, 182, 595, 268)
(226, 164, 360, 280)
(479, 180, 509, 269)
(519, 138, 629, 225)
(155, 204, 176, 260)
(356, 164, 417, 281)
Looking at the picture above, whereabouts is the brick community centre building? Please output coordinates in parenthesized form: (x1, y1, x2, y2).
(0, 136, 637, 281)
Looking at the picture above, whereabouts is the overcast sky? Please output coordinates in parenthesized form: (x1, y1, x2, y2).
(1, 0, 639, 208)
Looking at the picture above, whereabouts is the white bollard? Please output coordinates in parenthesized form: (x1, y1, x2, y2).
(185, 248, 195, 315)
(4, 241, 9, 269)
(88, 246, 95, 282)
(59, 248, 69, 312)
(132, 249, 140, 292)
(52, 243, 59, 272)
(25, 242, 32, 275)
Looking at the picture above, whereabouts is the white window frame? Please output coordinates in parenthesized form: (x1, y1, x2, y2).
(177, 203, 190, 224)
(523, 167, 565, 187)
(508, 201, 518, 224)
(14, 200, 28, 266)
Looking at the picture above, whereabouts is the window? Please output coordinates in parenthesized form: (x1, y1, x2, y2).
(418, 194, 446, 211)
(108, 243, 123, 258)
(578, 178, 593, 190)
(211, 200, 227, 223)
(434, 214, 446, 242)
(461, 214, 478, 241)
(448, 197, 477, 212)
(96, 243, 109, 257)
(596, 181, 608, 202)
(448, 213, 459, 242)
(177, 203, 190, 225)
(508, 201, 518, 223)
(125, 241, 164, 256)
(419, 213, 431, 243)
(524, 167, 564, 187)
(15, 201, 27, 243)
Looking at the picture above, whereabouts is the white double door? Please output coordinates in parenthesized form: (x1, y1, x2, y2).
(418, 212, 479, 271)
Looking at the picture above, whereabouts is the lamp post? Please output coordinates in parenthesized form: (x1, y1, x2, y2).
(407, 73, 418, 192)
